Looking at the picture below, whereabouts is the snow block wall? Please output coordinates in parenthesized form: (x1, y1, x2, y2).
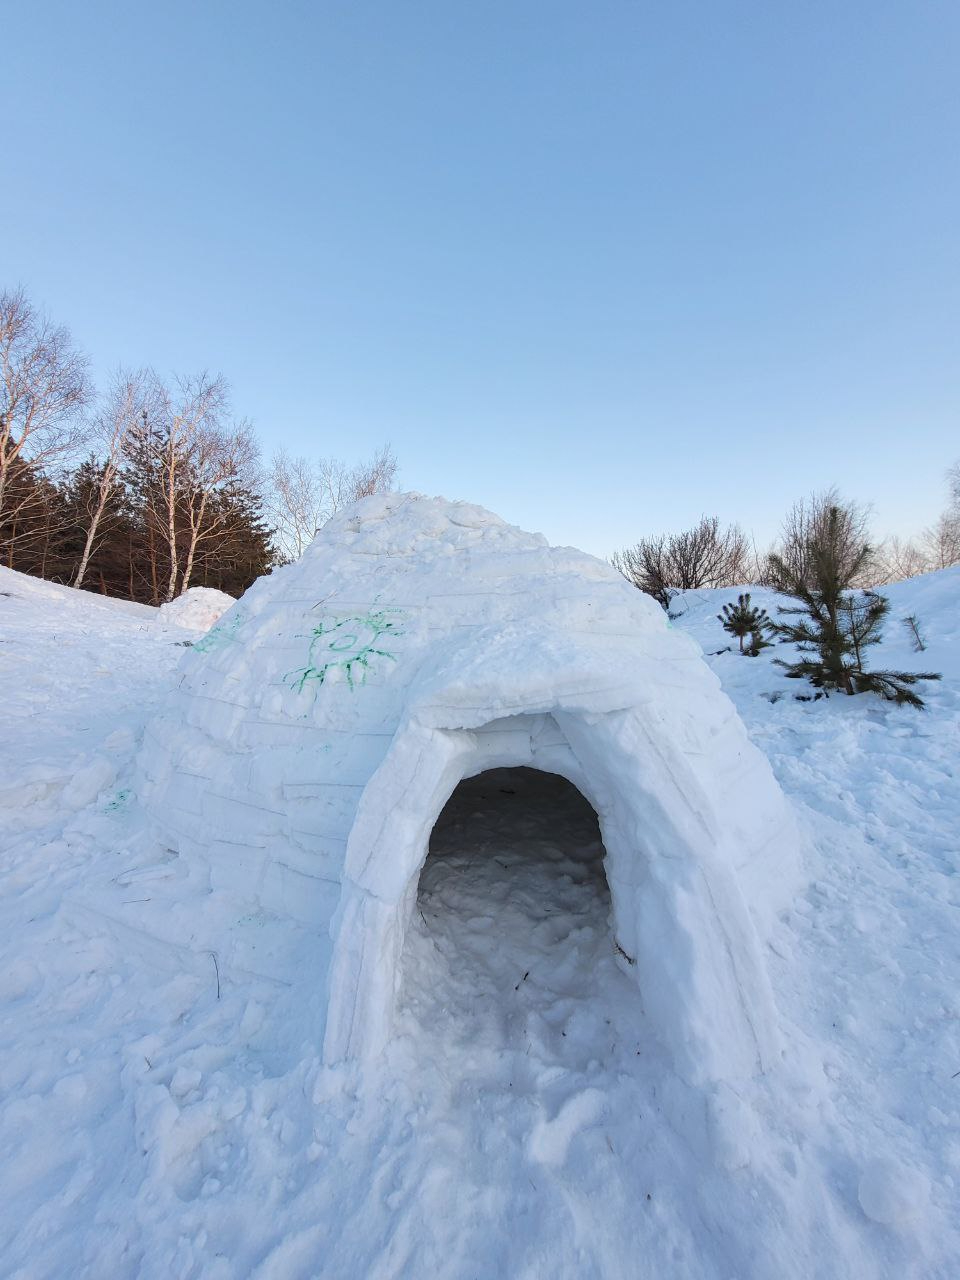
(139, 493, 803, 1087)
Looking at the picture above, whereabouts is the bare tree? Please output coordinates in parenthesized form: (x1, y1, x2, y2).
(611, 536, 671, 608)
(268, 450, 326, 562)
(0, 288, 91, 561)
(268, 444, 398, 562)
(612, 516, 749, 609)
(72, 369, 154, 589)
(872, 464, 960, 582)
(151, 372, 231, 601)
(339, 444, 398, 502)
(766, 489, 878, 591)
(671, 516, 749, 588)
(921, 511, 960, 571)
(925, 459, 960, 570)
(875, 534, 931, 584)
(179, 418, 259, 593)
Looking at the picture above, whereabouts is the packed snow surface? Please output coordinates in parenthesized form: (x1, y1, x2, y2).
(157, 586, 235, 632)
(1, 549, 959, 1277)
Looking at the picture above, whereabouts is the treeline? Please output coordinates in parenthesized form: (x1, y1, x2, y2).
(0, 288, 396, 604)
(613, 480, 960, 610)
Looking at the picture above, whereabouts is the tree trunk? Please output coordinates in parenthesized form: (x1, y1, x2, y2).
(165, 467, 179, 602)
(73, 496, 106, 589)
(74, 467, 118, 589)
(146, 516, 158, 604)
(180, 493, 208, 595)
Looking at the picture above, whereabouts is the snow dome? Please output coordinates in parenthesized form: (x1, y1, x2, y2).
(138, 493, 802, 1087)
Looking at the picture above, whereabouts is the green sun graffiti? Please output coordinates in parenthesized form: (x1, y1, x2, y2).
(285, 608, 404, 695)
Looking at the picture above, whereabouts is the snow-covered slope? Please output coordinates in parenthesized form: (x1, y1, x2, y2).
(0, 562, 958, 1278)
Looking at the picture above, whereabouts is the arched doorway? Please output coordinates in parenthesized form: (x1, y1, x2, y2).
(322, 706, 781, 1086)
(398, 767, 616, 1050)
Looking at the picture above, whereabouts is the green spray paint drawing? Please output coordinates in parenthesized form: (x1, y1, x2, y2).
(285, 608, 404, 694)
(193, 610, 245, 654)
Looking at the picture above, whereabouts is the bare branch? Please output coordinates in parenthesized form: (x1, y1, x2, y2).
(612, 516, 748, 609)
(266, 444, 398, 562)
(0, 288, 92, 547)
(873, 534, 932, 584)
(920, 511, 960, 571)
(766, 489, 878, 591)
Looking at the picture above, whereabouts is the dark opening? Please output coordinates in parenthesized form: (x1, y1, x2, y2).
(399, 766, 618, 1053)
(424, 765, 608, 904)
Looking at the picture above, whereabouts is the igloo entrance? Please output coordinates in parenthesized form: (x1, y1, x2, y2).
(422, 767, 609, 901)
(398, 768, 615, 1045)
(322, 704, 785, 1084)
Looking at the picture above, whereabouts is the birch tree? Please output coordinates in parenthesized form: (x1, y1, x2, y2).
(72, 369, 152, 589)
(178, 418, 259, 593)
(152, 372, 230, 601)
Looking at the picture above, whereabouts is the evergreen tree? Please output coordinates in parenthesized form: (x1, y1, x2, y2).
(0, 453, 62, 575)
(192, 482, 275, 596)
(769, 502, 940, 708)
(50, 455, 135, 592)
(717, 592, 772, 655)
(120, 414, 172, 604)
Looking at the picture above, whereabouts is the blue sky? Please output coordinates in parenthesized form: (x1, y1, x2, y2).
(5, 1, 958, 557)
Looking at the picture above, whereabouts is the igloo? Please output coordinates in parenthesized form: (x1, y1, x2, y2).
(138, 493, 802, 1087)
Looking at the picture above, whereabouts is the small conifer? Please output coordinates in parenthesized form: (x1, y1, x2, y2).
(769, 502, 940, 708)
(717, 592, 773, 656)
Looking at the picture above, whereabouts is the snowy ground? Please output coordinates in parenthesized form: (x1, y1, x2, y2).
(1, 563, 958, 1278)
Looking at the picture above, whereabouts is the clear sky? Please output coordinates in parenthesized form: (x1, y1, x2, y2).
(4, 1, 958, 557)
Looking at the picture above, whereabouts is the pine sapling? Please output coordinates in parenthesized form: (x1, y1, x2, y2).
(903, 614, 926, 652)
(718, 592, 773, 655)
(840, 592, 940, 708)
(768, 503, 940, 707)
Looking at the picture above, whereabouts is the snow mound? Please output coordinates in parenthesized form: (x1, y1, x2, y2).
(138, 491, 802, 1089)
(157, 587, 235, 632)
